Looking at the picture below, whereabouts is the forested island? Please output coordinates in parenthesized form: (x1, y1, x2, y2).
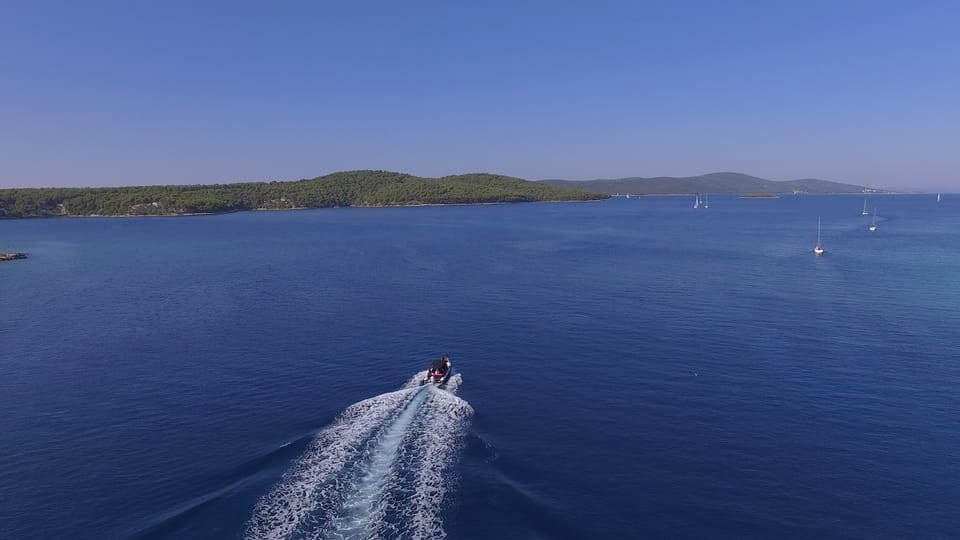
(541, 172, 884, 195)
(0, 171, 606, 218)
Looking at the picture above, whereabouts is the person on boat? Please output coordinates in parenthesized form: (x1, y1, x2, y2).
(430, 357, 448, 375)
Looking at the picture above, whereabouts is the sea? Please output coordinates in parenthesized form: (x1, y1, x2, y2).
(1, 194, 958, 540)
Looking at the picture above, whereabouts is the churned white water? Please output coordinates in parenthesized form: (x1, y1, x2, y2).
(246, 373, 471, 540)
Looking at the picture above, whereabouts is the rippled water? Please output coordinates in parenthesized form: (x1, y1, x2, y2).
(1, 195, 958, 539)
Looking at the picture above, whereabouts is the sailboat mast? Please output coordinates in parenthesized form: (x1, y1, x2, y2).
(813, 216, 826, 254)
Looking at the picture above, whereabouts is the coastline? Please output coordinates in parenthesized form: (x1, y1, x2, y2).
(65, 212, 218, 218)
(2, 192, 909, 220)
(0, 198, 607, 219)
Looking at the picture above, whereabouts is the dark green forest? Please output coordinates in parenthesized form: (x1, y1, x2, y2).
(0, 171, 606, 218)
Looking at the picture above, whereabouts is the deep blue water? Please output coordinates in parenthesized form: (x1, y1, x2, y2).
(2, 195, 959, 539)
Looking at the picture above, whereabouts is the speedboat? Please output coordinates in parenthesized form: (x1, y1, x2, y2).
(423, 356, 452, 384)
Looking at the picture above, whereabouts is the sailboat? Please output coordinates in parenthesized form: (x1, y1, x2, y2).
(861, 199, 870, 215)
(869, 208, 878, 232)
(814, 217, 825, 255)
(704, 193, 709, 209)
(938, 193, 942, 202)
(693, 194, 700, 209)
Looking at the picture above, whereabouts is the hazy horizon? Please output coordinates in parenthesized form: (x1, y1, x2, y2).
(2, 1, 958, 191)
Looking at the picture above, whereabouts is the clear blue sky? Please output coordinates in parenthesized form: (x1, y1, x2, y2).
(1, 0, 958, 190)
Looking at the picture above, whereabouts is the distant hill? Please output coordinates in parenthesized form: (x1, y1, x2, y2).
(541, 172, 880, 195)
(0, 171, 607, 218)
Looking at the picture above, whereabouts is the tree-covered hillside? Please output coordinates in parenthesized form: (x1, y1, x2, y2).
(0, 171, 606, 218)
(541, 172, 879, 195)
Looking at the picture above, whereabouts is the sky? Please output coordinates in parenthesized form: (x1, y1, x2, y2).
(1, 0, 958, 190)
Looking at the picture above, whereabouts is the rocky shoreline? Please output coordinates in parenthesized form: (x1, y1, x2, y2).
(1, 252, 27, 262)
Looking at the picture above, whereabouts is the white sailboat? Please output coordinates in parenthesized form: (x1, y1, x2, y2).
(861, 199, 870, 215)
(869, 208, 878, 232)
(814, 217, 825, 255)
(938, 193, 942, 202)
(704, 193, 709, 209)
(693, 193, 700, 209)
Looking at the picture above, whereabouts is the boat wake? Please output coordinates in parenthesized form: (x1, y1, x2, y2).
(245, 372, 472, 540)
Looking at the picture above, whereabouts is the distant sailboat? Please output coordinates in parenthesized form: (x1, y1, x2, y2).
(693, 193, 700, 209)
(869, 208, 878, 232)
(937, 193, 942, 202)
(704, 193, 709, 209)
(861, 199, 870, 216)
(814, 217, 825, 255)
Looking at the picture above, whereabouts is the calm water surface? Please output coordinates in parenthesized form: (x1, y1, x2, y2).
(1, 195, 959, 539)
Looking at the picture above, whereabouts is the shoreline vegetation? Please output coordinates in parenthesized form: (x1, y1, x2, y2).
(0, 170, 606, 219)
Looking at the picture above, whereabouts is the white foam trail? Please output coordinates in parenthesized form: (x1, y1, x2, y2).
(404, 371, 430, 388)
(402, 388, 473, 539)
(326, 386, 430, 539)
(246, 374, 472, 540)
(441, 373, 464, 395)
(245, 387, 420, 540)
